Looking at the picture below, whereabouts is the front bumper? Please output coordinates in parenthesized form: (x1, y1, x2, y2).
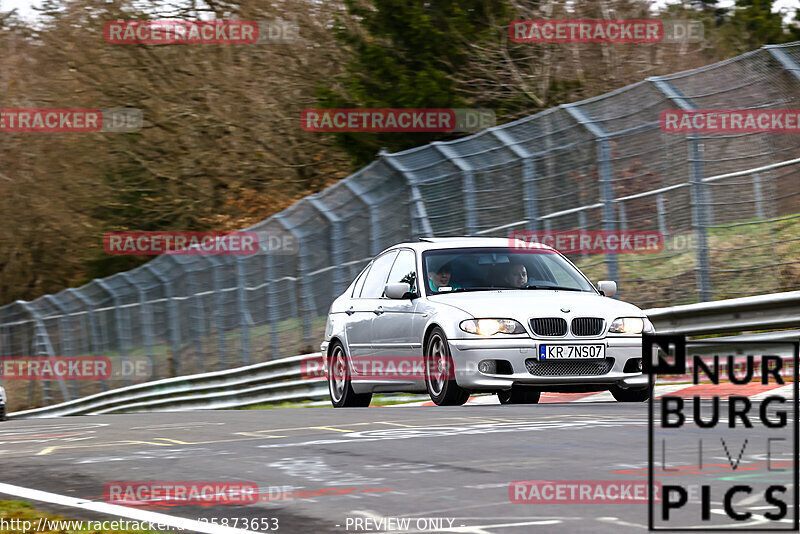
(448, 337, 648, 391)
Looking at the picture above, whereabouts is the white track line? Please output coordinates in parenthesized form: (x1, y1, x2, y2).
(0, 482, 258, 534)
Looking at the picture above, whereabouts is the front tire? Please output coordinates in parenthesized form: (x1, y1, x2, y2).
(424, 327, 469, 406)
(498, 386, 541, 404)
(328, 342, 372, 407)
(609, 384, 650, 402)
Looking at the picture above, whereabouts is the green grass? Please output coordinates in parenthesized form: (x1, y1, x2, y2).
(0, 500, 170, 533)
(574, 212, 800, 308)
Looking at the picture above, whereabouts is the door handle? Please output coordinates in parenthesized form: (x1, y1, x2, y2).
(346, 306, 355, 316)
(373, 306, 384, 315)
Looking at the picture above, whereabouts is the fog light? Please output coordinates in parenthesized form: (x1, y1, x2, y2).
(637, 358, 643, 371)
(478, 360, 496, 374)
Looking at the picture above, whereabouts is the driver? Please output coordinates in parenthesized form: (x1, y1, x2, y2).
(502, 261, 528, 288)
(427, 261, 460, 291)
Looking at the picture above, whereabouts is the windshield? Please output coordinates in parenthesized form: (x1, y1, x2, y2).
(422, 247, 596, 295)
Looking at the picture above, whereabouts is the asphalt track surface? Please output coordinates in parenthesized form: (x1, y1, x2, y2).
(0, 400, 796, 533)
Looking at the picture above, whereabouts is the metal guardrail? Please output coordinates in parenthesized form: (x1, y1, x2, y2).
(7, 353, 326, 420)
(645, 290, 800, 336)
(6, 290, 800, 419)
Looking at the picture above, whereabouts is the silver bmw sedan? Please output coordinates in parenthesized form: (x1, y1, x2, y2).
(321, 237, 653, 407)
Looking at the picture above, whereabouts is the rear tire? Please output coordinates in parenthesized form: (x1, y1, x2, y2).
(0, 404, 5, 421)
(424, 327, 469, 406)
(498, 386, 541, 404)
(328, 342, 372, 407)
(609, 384, 650, 402)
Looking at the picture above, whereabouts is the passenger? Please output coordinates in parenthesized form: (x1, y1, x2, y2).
(502, 261, 528, 288)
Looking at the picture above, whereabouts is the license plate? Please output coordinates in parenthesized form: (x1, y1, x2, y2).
(539, 344, 605, 360)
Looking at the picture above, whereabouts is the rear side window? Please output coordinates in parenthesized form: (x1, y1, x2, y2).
(359, 251, 398, 298)
(351, 264, 370, 298)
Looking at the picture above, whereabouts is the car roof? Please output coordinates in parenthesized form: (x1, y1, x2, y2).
(380, 236, 556, 254)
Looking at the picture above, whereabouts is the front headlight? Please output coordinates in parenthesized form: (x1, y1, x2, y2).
(609, 317, 654, 335)
(459, 318, 526, 336)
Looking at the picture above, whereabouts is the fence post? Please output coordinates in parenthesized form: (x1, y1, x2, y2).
(197, 256, 227, 369)
(235, 256, 252, 366)
(67, 288, 108, 392)
(563, 104, 619, 287)
(275, 214, 314, 350)
(43, 295, 78, 398)
(265, 252, 281, 358)
(656, 194, 668, 241)
(381, 152, 434, 238)
(144, 263, 182, 376)
(309, 196, 347, 296)
(17, 301, 70, 405)
(96, 279, 131, 387)
(434, 143, 477, 235)
(752, 173, 765, 219)
(343, 180, 382, 256)
(650, 77, 712, 302)
(120, 272, 155, 375)
(764, 45, 800, 83)
(617, 202, 628, 231)
(492, 128, 539, 231)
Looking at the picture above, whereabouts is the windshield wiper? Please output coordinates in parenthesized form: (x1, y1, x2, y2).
(521, 285, 585, 292)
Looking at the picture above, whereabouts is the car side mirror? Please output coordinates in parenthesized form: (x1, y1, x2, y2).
(385, 282, 415, 299)
(597, 280, 617, 297)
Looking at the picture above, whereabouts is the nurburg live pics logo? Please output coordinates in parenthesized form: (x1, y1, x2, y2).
(644, 334, 799, 531)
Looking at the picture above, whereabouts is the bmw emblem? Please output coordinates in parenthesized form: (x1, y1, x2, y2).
(560, 307, 570, 313)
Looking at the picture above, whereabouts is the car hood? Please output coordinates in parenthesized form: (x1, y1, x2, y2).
(427, 290, 645, 320)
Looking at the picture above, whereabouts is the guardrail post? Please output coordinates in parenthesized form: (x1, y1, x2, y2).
(434, 143, 477, 235)
(650, 77, 712, 302)
(491, 128, 539, 231)
(381, 151, 434, 238)
(145, 263, 182, 376)
(563, 104, 619, 287)
(96, 280, 131, 387)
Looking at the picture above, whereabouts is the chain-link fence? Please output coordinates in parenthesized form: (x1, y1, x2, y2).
(2, 43, 800, 410)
